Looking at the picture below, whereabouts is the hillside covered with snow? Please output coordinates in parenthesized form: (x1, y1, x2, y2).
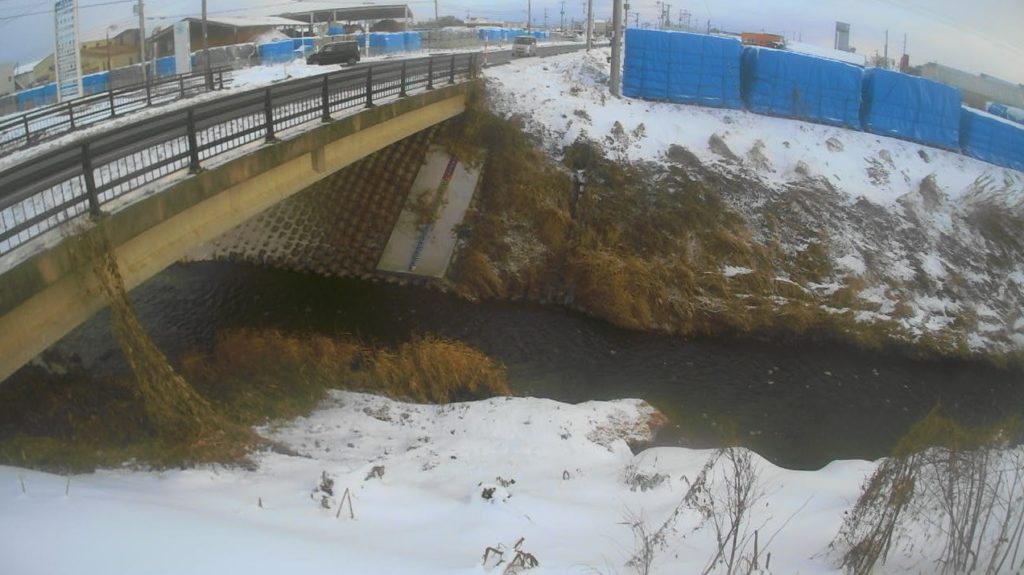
(482, 49, 1024, 357)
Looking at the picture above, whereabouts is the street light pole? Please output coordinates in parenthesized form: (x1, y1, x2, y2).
(527, 0, 532, 30)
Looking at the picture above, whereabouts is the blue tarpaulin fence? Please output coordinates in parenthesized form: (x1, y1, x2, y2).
(861, 68, 961, 150)
(258, 40, 296, 64)
(623, 29, 743, 109)
(15, 83, 57, 109)
(741, 47, 862, 128)
(82, 72, 109, 95)
(960, 107, 1024, 171)
(404, 31, 422, 51)
(155, 56, 176, 78)
(368, 32, 405, 54)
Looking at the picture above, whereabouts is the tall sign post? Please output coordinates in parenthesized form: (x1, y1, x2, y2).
(54, 0, 83, 102)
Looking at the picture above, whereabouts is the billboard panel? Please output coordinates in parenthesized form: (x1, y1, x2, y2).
(54, 0, 83, 101)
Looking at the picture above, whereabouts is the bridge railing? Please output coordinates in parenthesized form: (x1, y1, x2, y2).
(0, 67, 232, 155)
(0, 53, 478, 258)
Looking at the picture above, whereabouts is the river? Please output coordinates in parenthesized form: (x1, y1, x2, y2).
(53, 260, 1024, 470)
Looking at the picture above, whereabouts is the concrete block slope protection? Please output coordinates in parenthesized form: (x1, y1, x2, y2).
(623, 29, 743, 109)
(862, 68, 961, 150)
(741, 46, 863, 129)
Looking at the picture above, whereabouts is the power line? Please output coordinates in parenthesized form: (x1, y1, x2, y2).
(0, 0, 135, 22)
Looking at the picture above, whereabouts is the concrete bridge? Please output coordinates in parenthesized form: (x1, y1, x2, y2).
(0, 54, 481, 383)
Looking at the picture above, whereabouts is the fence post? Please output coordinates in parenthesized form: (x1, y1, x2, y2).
(67, 101, 76, 130)
(186, 108, 202, 173)
(427, 58, 434, 90)
(218, 69, 224, 90)
(179, 75, 186, 99)
(109, 89, 116, 118)
(145, 79, 152, 106)
(365, 66, 374, 108)
(469, 53, 476, 80)
(449, 54, 456, 85)
(264, 88, 275, 142)
(321, 75, 331, 122)
(21, 114, 29, 147)
(399, 61, 407, 97)
(81, 142, 101, 217)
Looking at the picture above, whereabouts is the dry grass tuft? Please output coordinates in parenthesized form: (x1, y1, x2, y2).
(371, 335, 510, 403)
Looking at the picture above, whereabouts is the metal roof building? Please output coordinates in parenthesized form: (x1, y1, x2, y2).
(277, 3, 413, 24)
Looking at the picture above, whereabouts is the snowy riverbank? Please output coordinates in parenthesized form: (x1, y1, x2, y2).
(1, 391, 883, 574)
(483, 49, 1024, 356)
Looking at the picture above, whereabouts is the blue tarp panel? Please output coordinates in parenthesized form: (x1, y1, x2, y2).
(623, 29, 742, 109)
(404, 31, 422, 51)
(258, 40, 296, 64)
(82, 72, 110, 95)
(155, 56, 176, 78)
(960, 107, 1024, 171)
(369, 32, 404, 53)
(741, 47, 862, 128)
(15, 84, 57, 109)
(987, 102, 1024, 126)
(861, 68, 961, 149)
(328, 26, 345, 35)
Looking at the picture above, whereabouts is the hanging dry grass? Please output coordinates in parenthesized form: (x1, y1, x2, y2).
(75, 225, 254, 462)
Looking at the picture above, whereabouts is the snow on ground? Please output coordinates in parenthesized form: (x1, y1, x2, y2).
(0, 391, 880, 574)
(483, 49, 1024, 354)
(484, 48, 1022, 208)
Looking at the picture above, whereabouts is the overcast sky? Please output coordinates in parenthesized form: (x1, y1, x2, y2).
(2, 0, 1022, 84)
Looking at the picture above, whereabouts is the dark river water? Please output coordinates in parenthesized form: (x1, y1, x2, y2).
(54, 261, 1024, 470)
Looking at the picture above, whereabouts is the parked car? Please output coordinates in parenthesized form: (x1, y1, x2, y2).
(513, 35, 538, 57)
(306, 41, 361, 66)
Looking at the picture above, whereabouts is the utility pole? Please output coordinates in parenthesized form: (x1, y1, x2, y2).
(544, 8, 548, 30)
(560, 0, 565, 31)
(137, 0, 146, 83)
(883, 29, 889, 69)
(434, 0, 438, 27)
(610, 0, 623, 97)
(202, 0, 212, 87)
(585, 0, 593, 51)
(527, 0, 531, 30)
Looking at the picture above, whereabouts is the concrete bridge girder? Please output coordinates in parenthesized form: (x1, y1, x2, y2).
(0, 84, 471, 383)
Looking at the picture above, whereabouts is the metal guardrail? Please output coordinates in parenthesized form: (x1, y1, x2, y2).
(0, 67, 232, 154)
(0, 53, 478, 257)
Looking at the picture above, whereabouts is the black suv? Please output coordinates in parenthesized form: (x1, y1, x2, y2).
(306, 41, 361, 66)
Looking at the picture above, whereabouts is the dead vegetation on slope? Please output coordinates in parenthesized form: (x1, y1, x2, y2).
(0, 330, 509, 472)
(441, 92, 960, 360)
